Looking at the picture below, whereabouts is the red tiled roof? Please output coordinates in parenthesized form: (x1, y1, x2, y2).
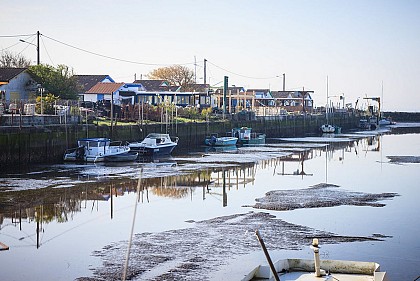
(85, 82, 124, 94)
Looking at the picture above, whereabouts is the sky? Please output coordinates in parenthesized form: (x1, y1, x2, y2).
(1, 0, 420, 112)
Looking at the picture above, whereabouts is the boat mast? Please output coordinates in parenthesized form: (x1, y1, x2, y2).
(380, 80, 383, 119)
(326, 76, 329, 123)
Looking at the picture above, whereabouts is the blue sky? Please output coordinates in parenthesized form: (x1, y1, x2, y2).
(1, 0, 420, 111)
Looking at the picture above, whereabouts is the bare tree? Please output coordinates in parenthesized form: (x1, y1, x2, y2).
(0, 50, 31, 68)
(148, 65, 196, 91)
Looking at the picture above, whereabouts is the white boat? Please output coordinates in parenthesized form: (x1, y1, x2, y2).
(321, 124, 336, 133)
(128, 133, 178, 156)
(360, 116, 393, 130)
(63, 138, 131, 163)
(378, 118, 394, 126)
(243, 232, 389, 281)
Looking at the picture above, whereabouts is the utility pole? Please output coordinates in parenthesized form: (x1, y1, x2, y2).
(19, 30, 40, 65)
(37, 31, 40, 65)
(204, 59, 207, 85)
(282, 73, 285, 91)
(223, 76, 228, 115)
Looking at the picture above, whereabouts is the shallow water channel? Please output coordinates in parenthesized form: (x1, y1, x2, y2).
(0, 124, 419, 280)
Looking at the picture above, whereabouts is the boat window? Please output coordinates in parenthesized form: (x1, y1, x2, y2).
(79, 141, 87, 147)
(88, 141, 98, 147)
(98, 141, 107, 147)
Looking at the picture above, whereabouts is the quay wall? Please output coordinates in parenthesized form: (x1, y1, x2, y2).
(0, 114, 358, 169)
(382, 111, 420, 122)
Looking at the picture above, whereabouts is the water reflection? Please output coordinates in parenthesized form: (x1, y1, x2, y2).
(1, 127, 419, 280)
(276, 150, 314, 177)
(0, 134, 386, 244)
(0, 133, 394, 253)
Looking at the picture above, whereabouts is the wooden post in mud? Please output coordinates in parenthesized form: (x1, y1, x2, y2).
(255, 229, 280, 281)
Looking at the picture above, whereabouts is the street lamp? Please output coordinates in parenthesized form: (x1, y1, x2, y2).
(19, 39, 40, 65)
(37, 85, 44, 115)
(19, 31, 40, 65)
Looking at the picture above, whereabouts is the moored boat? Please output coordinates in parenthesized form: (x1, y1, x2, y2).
(321, 124, 335, 133)
(128, 133, 178, 156)
(243, 233, 389, 281)
(231, 127, 266, 145)
(321, 124, 341, 134)
(359, 116, 382, 130)
(63, 138, 130, 163)
(378, 118, 394, 126)
(204, 133, 238, 146)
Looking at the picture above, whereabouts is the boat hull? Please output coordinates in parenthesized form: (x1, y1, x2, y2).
(205, 137, 238, 146)
(239, 135, 266, 145)
(105, 152, 138, 162)
(129, 143, 177, 156)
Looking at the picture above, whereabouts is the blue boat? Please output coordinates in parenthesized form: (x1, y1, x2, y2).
(204, 133, 238, 146)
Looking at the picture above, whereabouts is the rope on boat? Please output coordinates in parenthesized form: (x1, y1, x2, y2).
(122, 168, 143, 281)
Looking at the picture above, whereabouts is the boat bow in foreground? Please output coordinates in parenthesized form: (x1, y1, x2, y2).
(243, 233, 389, 281)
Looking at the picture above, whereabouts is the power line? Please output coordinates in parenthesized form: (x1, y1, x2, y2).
(1, 34, 37, 52)
(206, 60, 278, 80)
(41, 33, 195, 67)
(3, 32, 279, 82)
(0, 33, 36, 38)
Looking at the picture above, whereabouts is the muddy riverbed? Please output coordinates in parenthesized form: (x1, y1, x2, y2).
(77, 184, 396, 281)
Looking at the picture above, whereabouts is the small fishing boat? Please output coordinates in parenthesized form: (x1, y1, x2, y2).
(105, 151, 138, 162)
(231, 127, 266, 145)
(321, 124, 335, 133)
(204, 133, 238, 146)
(128, 133, 178, 156)
(321, 124, 341, 134)
(243, 232, 389, 281)
(378, 118, 394, 126)
(63, 138, 130, 163)
(359, 116, 382, 130)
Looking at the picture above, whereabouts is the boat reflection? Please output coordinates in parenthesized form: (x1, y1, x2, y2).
(204, 145, 238, 153)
